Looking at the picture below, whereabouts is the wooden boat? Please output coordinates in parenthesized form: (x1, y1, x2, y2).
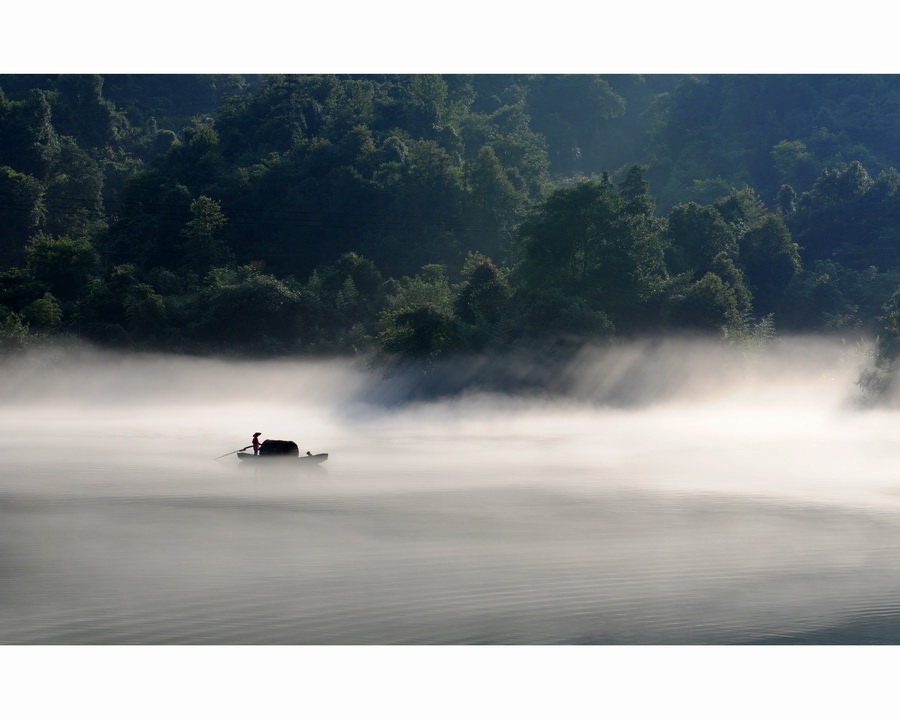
(237, 451, 328, 464)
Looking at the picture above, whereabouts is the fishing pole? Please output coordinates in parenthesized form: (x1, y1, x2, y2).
(214, 446, 251, 460)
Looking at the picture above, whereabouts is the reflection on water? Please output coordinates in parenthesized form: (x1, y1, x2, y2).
(3, 339, 900, 644)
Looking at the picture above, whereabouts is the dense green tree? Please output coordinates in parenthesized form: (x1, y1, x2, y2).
(95, 263, 169, 344)
(316, 252, 385, 314)
(217, 75, 334, 158)
(189, 266, 305, 354)
(709, 251, 753, 316)
(166, 117, 226, 191)
(776, 184, 798, 215)
(485, 103, 550, 199)
(665, 202, 736, 274)
(739, 215, 801, 315)
(298, 252, 388, 352)
(379, 139, 467, 274)
(526, 75, 627, 176)
(379, 264, 461, 357)
(771, 140, 818, 189)
(454, 253, 513, 351)
(324, 79, 378, 140)
(48, 74, 126, 149)
(617, 165, 656, 216)
(0, 311, 29, 351)
(76, 262, 177, 348)
(0, 89, 60, 180)
(44, 136, 105, 237)
(779, 261, 900, 333)
(667, 272, 742, 331)
(513, 287, 615, 341)
(180, 195, 230, 273)
(75, 272, 129, 342)
(0, 166, 45, 264)
(714, 186, 768, 228)
(25, 232, 100, 302)
(455, 253, 511, 325)
(463, 145, 527, 260)
(97, 74, 244, 142)
(514, 180, 667, 330)
(381, 305, 461, 357)
(373, 75, 450, 141)
(0, 266, 47, 310)
(21, 291, 62, 330)
(111, 171, 193, 269)
(806, 160, 874, 207)
(789, 162, 900, 269)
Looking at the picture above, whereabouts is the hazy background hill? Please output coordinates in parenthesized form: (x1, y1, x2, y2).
(3, 73, 900, 377)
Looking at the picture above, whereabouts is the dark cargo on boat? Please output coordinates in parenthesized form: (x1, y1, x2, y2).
(259, 439, 299, 456)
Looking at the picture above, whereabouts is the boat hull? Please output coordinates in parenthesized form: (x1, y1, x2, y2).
(237, 452, 328, 464)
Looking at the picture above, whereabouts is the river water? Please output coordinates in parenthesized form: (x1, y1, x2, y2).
(3, 338, 900, 646)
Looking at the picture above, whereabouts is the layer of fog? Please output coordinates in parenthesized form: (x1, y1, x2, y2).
(0, 335, 893, 508)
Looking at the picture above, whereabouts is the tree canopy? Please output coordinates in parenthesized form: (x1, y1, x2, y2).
(3, 73, 900, 370)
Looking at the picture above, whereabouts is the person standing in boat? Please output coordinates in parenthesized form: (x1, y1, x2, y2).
(252, 432, 262, 455)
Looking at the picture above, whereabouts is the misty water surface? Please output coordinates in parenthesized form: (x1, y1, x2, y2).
(3, 338, 900, 644)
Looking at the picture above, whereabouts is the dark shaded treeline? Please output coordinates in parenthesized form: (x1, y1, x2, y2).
(3, 73, 900, 373)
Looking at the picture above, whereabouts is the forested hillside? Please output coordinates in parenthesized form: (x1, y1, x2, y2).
(4, 73, 900, 373)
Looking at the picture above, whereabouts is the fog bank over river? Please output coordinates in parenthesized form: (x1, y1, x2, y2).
(3, 337, 900, 648)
